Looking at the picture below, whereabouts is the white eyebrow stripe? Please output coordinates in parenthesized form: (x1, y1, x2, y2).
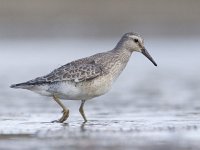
(129, 35, 139, 39)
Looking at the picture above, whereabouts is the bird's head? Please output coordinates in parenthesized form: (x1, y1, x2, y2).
(116, 32, 157, 66)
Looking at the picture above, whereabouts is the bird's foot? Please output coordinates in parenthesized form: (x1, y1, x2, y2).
(52, 109, 69, 123)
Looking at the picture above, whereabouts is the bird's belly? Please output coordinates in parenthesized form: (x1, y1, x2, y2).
(48, 77, 112, 100)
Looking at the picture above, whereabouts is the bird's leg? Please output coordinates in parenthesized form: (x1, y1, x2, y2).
(52, 95, 69, 123)
(79, 100, 87, 122)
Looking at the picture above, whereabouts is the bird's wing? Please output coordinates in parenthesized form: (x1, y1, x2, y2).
(26, 58, 105, 85)
(48, 60, 104, 83)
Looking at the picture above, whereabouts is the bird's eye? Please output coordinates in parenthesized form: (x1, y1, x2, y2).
(134, 39, 139, 43)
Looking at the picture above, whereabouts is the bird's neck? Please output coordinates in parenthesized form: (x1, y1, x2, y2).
(114, 38, 126, 50)
(112, 46, 132, 64)
(107, 48, 132, 82)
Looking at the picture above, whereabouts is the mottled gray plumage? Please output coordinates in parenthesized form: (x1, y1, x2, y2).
(26, 58, 105, 84)
(12, 51, 115, 87)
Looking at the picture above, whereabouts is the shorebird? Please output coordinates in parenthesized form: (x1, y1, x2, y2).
(10, 32, 157, 123)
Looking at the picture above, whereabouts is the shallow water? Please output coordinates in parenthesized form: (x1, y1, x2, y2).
(0, 38, 200, 149)
(0, 111, 200, 150)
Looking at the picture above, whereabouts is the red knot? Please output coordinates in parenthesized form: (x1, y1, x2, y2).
(10, 32, 157, 123)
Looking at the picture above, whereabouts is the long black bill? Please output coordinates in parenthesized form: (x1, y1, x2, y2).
(141, 48, 157, 66)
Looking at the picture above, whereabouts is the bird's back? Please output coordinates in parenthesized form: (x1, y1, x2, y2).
(10, 51, 111, 88)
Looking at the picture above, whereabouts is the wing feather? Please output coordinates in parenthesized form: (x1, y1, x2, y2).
(20, 52, 109, 86)
(27, 58, 105, 85)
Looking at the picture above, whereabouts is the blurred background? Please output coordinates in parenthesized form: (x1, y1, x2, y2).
(0, 0, 200, 39)
(0, 0, 200, 150)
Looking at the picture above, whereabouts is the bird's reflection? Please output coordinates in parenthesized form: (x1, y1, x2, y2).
(80, 121, 87, 132)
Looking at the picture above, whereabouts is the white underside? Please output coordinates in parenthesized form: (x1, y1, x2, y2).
(29, 77, 112, 100)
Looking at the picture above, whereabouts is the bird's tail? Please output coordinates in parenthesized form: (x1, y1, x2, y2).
(10, 82, 33, 89)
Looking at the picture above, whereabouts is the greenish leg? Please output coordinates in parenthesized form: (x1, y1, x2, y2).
(52, 95, 69, 123)
(79, 100, 87, 122)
